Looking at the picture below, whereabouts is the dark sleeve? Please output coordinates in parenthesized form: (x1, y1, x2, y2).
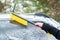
(41, 23, 60, 39)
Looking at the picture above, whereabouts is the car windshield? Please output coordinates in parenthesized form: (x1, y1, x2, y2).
(0, 20, 54, 40)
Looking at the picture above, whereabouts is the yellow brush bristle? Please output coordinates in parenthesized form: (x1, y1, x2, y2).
(10, 13, 28, 26)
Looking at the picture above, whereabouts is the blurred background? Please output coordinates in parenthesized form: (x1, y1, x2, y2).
(0, 0, 60, 22)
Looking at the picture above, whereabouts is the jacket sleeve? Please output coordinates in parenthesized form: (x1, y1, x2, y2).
(41, 23, 60, 39)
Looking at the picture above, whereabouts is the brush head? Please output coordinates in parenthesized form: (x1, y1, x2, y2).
(10, 13, 28, 26)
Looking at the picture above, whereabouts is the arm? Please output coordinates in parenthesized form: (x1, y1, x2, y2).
(41, 23, 60, 39)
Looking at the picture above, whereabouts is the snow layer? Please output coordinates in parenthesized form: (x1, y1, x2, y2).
(0, 20, 56, 40)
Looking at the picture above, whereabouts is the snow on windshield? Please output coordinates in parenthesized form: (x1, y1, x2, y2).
(0, 20, 54, 40)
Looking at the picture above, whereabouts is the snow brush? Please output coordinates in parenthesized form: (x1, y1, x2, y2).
(10, 13, 35, 26)
(10, 13, 51, 36)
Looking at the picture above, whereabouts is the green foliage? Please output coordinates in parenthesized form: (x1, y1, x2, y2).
(24, 7, 35, 13)
(22, 2, 30, 7)
(29, 0, 50, 13)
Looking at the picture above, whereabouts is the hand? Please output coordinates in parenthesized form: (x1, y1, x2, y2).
(35, 22, 43, 28)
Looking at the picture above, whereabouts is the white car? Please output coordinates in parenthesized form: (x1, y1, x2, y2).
(0, 13, 59, 40)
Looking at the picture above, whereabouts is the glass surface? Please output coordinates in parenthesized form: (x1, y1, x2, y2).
(0, 20, 52, 40)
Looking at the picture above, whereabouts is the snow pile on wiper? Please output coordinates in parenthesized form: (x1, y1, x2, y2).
(0, 20, 56, 40)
